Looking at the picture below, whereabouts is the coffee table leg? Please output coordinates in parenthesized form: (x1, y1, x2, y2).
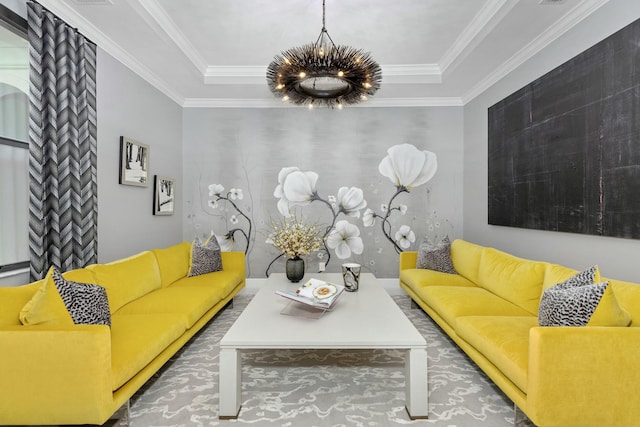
(405, 347, 428, 419)
(219, 348, 241, 419)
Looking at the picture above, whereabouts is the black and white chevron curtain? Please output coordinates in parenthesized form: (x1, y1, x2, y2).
(27, 2, 98, 280)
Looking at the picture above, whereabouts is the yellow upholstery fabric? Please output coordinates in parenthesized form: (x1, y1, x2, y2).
(0, 244, 246, 426)
(417, 286, 532, 328)
(607, 278, 640, 326)
(152, 242, 191, 287)
(450, 239, 484, 283)
(110, 313, 186, 391)
(400, 268, 476, 292)
(401, 238, 640, 427)
(62, 267, 98, 284)
(116, 286, 224, 328)
(87, 251, 161, 313)
(170, 269, 244, 295)
(220, 251, 246, 279)
(477, 248, 546, 315)
(528, 326, 640, 427)
(0, 324, 113, 425)
(399, 250, 418, 272)
(19, 267, 74, 326)
(543, 263, 601, 292)
(456, 316, 537, 393)
(0, 281, 41, 326)
(587, 284, 631, 326)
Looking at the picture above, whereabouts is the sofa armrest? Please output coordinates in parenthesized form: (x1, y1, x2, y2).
(399, 251, 417, 272)
(222, 251, 246, 280)
(527, 326, 640, 427)
(0, 325, 114, 425)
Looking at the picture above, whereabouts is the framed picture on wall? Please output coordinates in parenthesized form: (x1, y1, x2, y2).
(119, 136, 149, 187)
(153, 175, 175, 216)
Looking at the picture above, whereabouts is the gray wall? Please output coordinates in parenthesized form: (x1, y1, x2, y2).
(1, 46, 183, 287)
(463, 0, 640, 283)
(97, 49, 183, 263)
(182, 107, 464, 278)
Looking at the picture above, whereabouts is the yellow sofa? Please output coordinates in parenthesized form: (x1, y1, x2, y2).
(0, 242, 245, 426)
(400, 239, 640, 427)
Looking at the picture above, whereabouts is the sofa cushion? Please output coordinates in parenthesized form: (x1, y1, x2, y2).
(87, 251, 161, 313)
(110, 313, 187, 391)
(450, 239, 484, 283)
(416, 236, 456, 274)
(539, 281, 630, 327)
(188, 236, 222, 277)
(416, 286, 532, 329)
(400, 268, 475, 293)
(19, 268, 74, 326)
(477, 248, 546, 315)
(456, 316, 537, 393)
(152, 241, 191, 287)
(117, 286, 224, 329)
(543, 263, 601, 292)
(170, 269, 244, 297)
(51, 267, 111, 326)
(607, 278, 640, 326)
(0, 282, 41, 326)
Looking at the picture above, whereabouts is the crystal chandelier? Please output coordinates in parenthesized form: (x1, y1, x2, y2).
(266, 0, 382, 109)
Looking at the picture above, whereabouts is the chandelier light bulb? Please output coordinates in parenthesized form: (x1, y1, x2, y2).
(266, 0, 381, 108)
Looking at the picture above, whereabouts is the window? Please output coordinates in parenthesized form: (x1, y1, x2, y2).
(0, 5, 29, 273)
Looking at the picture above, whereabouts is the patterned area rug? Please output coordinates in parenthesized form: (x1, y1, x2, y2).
(122, 293, 535, 427)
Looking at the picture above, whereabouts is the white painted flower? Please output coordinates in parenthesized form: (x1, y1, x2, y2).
(265, 233, 275, 245)
(230, 214, 239, 224)
(337, 186, 367, 217)
(328, 195, 336, 203)
(381, 203, 388, 212)
(207, 199, 219, 209)
(216, 234, 235, 252)
(326, 220, 364, 259)
(208, 184, 224, 197)
(274, 167, 319, 217)
(229, 188, 243, 200)
(399, 204, 408, 215)
(283, 170, 318, 204)
(274, 166, 300, 217)
(378, 143, 437, 189)
(395, 225, 416, 249)
(362, 208, 376, 227)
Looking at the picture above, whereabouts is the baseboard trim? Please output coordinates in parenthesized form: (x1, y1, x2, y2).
(242, 277, 404, 295)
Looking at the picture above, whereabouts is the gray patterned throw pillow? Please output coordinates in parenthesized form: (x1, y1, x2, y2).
(416, 236, 457, 274)
(51, 267, 111, 326)
(188, 235, 223, 277)
(538, 266, 605, 327)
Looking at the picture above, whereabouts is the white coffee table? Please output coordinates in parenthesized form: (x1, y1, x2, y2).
(218, 273, 428, 419)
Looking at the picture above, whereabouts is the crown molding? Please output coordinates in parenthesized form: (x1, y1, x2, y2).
(135, 0, 208, 74)
(37, 0, 185, 105)
(438, 0, 517, 76)
(182, 96, 463, 108)
(461, 0, 609, 104)
(203, 64, 442, 85)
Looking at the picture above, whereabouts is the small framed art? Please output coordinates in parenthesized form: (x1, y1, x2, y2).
(153, 175, 175, 216)
(119, 136, 149, 187)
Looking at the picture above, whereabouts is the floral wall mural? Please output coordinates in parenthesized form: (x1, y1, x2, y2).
(183, 107, 463, 278)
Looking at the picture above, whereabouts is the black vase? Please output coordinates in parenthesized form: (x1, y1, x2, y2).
(285, 257, 305, 283)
